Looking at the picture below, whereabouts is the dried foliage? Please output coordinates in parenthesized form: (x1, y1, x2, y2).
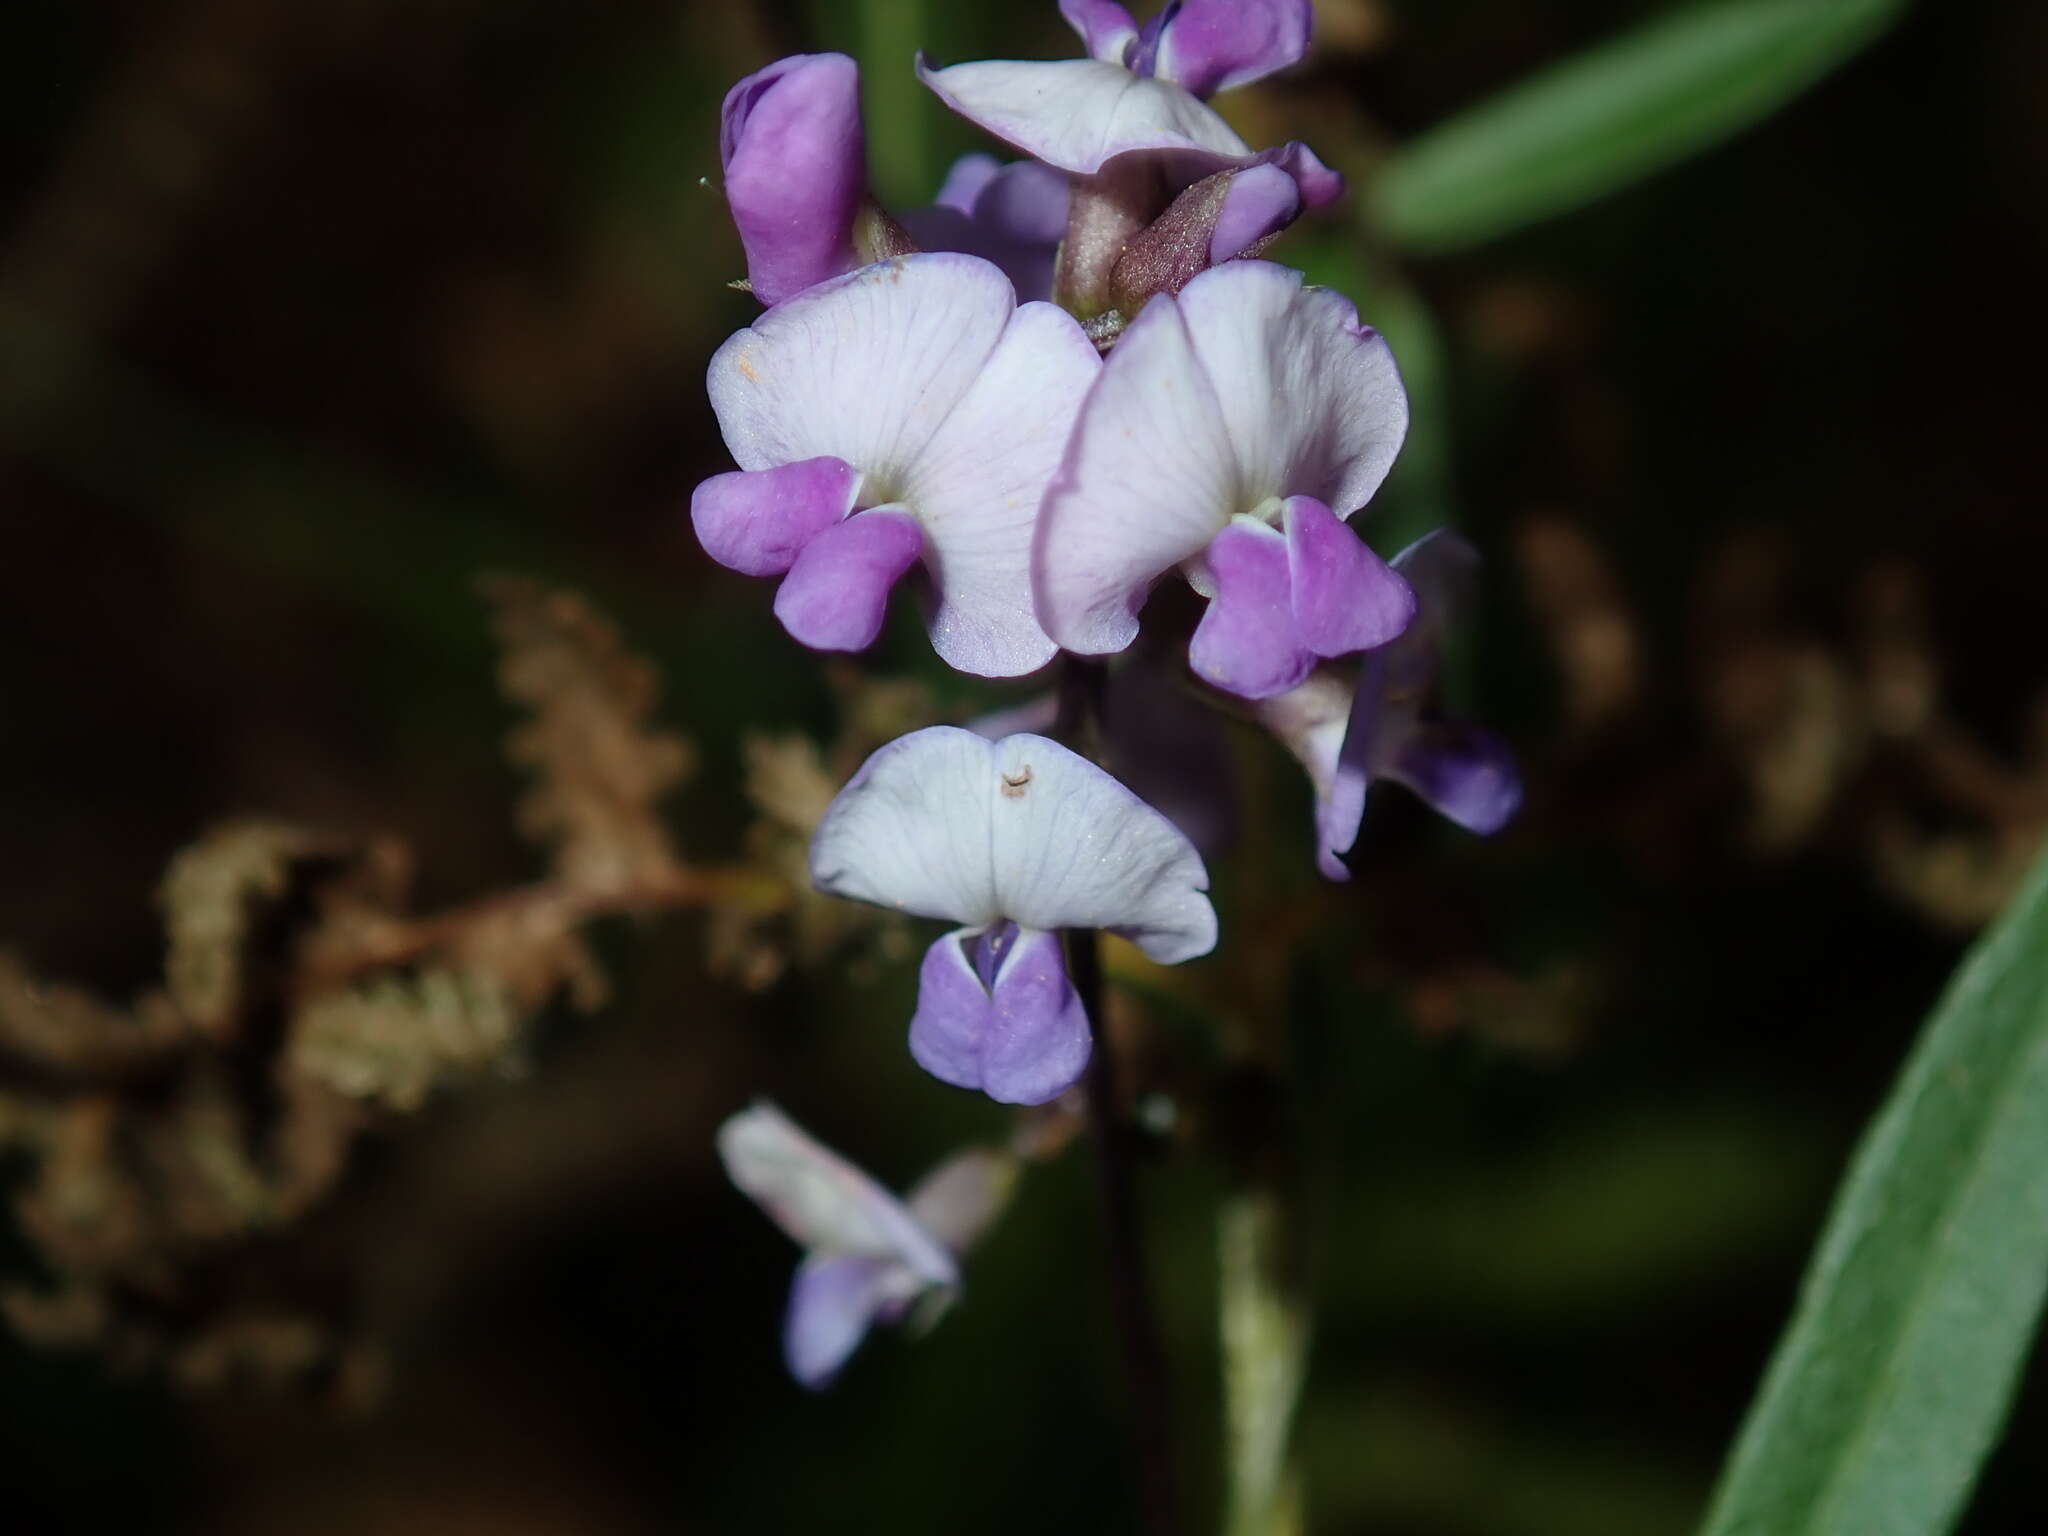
(0, 580, 775, 1392)
(485, 575, 695, 897)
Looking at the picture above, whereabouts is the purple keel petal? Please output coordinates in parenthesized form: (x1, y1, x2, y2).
(690, 457, 860, 577)
(908, 928, 1089, 1106)
(784, 1254, 898, 1388)
(773, 508, 923, 653)
(1284, 495, 1415, 658)
(910, 929, 999, 1092)
(1156, 0, 1314, 98)
(1190, 518, 1313, 699)
(721, 54, 866, 306)
(1387, 720, 1522, 835)
(1059, 0, 1140, 63)
(981, 927, 1092, 1104)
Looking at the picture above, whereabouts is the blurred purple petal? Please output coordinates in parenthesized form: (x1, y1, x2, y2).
(903, 157, 1070, 302)
(717, 1104, 958, 1283)
(773, 509, 923, 652)
(784, 1255, 902, 1389)
(721, 54, 865, 306)
(1155, 0, 1313, 97)
(1387, 720, 1523, 836)
(690, 457, 860, 577)
(1101, 658, 1239, 856)
(1326, 529, 1521, 849)
(933, 151, 1003, 213)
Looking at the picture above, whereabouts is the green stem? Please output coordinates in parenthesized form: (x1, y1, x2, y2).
(854, 0, 934, 208)
(1219, 1188, 1310, 1536)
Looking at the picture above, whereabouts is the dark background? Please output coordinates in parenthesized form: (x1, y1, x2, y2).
(2, 0, 2044, 1530)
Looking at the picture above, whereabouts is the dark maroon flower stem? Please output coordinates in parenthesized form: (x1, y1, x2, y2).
(1057, 656, 1179, 1536)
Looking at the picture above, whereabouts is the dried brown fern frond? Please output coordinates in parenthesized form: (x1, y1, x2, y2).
(0, 579, 744, 1393)
(483, 575, 694, 897)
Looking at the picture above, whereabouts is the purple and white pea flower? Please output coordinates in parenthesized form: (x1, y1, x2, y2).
(918, 2, 1338, 311)
(919, 0, 1328, 179)
(1034, 259, 1415, 701)
(810, 726, 1217, 1104)
(694, 253, 1098, 676)
(1257, 529, 1522, 879)
(718, 1102, 1017, 1388)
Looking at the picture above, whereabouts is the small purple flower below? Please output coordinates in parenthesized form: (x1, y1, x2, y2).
(718, 1103, 1016, 1387)
(809, 726, 1217, 1103)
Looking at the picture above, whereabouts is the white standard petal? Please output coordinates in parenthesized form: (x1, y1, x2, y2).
(1175, 261, 1410, 517)
(904, 299, 1100, 677)
(1033, 291, 1242, 656)
(987, 734, 1218, 964)
(718, 1103, 958, 1286)
(917, 57, 1249, 177)
(707, 254, 1015, 493)
(808, 726, 1005, 927)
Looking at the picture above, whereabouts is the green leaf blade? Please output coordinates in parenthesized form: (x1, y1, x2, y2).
(1701, 843, 2048, 1535)
(1374, 0, 1906, 253)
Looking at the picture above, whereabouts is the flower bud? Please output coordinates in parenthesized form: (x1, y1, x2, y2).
(1109, 162, 1300, 314)
(721, 54, 866, 305)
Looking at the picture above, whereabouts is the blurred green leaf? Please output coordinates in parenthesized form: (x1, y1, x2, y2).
(1374, 0, 1906, 253)
(1701, 839, 2048, 1536)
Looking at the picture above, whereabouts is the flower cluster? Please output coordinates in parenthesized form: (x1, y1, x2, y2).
(701, 0, 1521, 1383)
